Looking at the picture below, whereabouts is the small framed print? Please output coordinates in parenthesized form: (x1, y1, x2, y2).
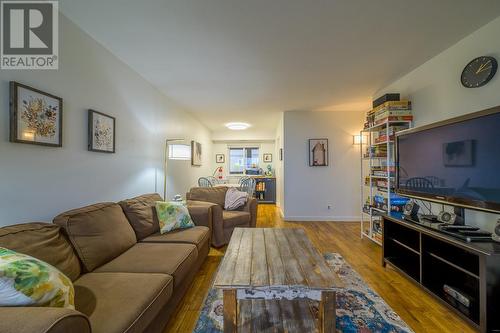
(216, 154, 225, 163)
(10, 81, 63, 147)
(263, 153, 272, 163)
(309, 138, 329, 166)
(88, 109, 115, 153)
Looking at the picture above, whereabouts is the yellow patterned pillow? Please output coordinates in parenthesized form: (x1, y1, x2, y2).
(0, 247, 74, 308)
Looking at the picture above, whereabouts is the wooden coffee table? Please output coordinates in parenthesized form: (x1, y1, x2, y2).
(213, 228, 344, 332)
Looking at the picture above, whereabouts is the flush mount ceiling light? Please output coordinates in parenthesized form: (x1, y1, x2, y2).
(225, 122, 251, 130)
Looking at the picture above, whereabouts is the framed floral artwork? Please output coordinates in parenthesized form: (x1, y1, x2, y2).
(88, 109, 115, 153)
(9, 81, 63, 147)
(263, 153, 272, 163)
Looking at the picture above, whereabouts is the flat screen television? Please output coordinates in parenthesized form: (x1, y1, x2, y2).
(396, 106, 500, 214)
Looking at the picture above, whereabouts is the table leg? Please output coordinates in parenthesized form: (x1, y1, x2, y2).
(318, 291, 336, 333)
(223, 289, 237, 333)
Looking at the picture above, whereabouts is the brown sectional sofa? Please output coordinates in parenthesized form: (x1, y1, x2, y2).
(0, 193, 214, 333)
(186, 186, 258, 247)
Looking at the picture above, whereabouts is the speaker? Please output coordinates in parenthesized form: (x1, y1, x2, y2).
(493, 219, 500, 243)
(403, 201, 419, 218)
(437, 211, 457, 225)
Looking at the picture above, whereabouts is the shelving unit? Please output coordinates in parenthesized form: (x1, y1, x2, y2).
(360, 101, 413, 245)
(253, 177, 276, 203)
(382, 214, 500, 332)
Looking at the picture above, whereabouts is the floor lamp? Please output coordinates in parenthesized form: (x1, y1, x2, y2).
(164, 138, 184, 200)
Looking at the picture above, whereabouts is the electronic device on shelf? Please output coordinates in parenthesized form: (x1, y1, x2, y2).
(493, 219, 500, 243)
(403, 201, 419, 219)
(437, 211, 457, 224)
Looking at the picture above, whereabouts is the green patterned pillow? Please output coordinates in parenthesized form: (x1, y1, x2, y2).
(0, 247, 74, 309)
(155, 201, 195, 234)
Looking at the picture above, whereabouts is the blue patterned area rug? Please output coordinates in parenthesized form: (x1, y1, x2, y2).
(194, 253, 413, 333)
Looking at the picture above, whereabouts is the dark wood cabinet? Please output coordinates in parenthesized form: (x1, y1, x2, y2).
(382, 214, 500, 333)
(253, 177, 276, 203)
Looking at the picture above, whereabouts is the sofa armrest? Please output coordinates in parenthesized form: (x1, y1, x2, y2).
(0, 307, 91, 333)
(240, 197, 258, 228)
(187, 200, 216, 229)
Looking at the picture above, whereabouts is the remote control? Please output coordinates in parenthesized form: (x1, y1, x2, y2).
(440, 225, 479, 231)
(457, 230, 492, 236)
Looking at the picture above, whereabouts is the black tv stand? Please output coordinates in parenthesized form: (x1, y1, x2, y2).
(382, 213, 500, 333)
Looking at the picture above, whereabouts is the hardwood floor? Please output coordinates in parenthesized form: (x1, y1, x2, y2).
(164, 204, 476, 333)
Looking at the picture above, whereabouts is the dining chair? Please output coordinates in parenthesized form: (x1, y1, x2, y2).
(207, 176, 219, 186)
(239, 177, 256, 197)
(198, 177, 213, 187)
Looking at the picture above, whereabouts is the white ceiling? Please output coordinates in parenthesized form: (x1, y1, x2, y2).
(61, 0, 500, 138)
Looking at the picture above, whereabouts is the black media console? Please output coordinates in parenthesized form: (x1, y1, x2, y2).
(382, 213, 500, 333)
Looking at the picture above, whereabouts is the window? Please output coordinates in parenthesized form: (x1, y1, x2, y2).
(168, 144, 191, 160)
(229, 147, 259, 174)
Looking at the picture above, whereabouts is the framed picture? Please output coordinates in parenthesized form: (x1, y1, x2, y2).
(309, 138, 329, 166)
(279, 148, 283, 161)
(216, 154, 225, 163)
(10, 81, 63, 147)
(88, 109, 115, 153)
(263, 153, 272, 163)
(443, 140, 474, 167)
(191, 141, 202, 166)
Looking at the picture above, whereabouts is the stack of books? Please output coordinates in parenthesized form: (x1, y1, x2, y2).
(364, 100, 413, 129)
(374, 125, 408, 143)
(371, 166, 395, 178)
(373, 193, 409, 212)
(363, 145, 388, 158)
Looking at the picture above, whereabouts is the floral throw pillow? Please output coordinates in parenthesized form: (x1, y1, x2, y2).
(0, 247, 74, 309)
(155, 201, 195, 234)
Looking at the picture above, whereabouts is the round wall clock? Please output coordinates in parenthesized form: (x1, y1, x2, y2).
(461, 56, 497, 88)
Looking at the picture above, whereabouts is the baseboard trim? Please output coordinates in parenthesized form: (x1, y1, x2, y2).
(283, 216, 361, 222)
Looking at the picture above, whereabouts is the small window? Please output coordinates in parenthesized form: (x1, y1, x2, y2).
(168, 144, 191, 160)
(229, 147, 259, 174)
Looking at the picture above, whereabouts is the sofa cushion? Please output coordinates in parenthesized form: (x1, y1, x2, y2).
(94, 243, 198, 287)
(0, 247, 75, 309)
(141, 226, 210, 252)
(222, 210, 251, 228)
(0, 222, 81, 281)
(187, 187, 228, 207)
(53, 203, 137, 273)
(118, 193, 162, 240)
(155, 201, 195, 234)
(74, 272, 172, 333)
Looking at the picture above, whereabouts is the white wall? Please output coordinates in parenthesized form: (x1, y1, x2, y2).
(376, 16, 500, 232)
(0, 15, 212, 226)
(283, 110, 365, 221)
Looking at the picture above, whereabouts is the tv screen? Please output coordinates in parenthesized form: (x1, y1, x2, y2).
(396, 107, 500, 213)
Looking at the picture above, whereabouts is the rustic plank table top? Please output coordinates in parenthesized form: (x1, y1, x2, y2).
(214, 227, 343, 291)
(214, 228, 343, 333)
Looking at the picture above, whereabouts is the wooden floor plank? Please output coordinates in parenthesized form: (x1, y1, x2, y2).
(163, 205, 477, 333)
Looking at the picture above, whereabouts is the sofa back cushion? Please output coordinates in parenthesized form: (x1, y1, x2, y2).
(187, 187, 228, 208)
(53, 203, 137, 272)
(0, 222, 81, 281)
(118, 193, 162, 240)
